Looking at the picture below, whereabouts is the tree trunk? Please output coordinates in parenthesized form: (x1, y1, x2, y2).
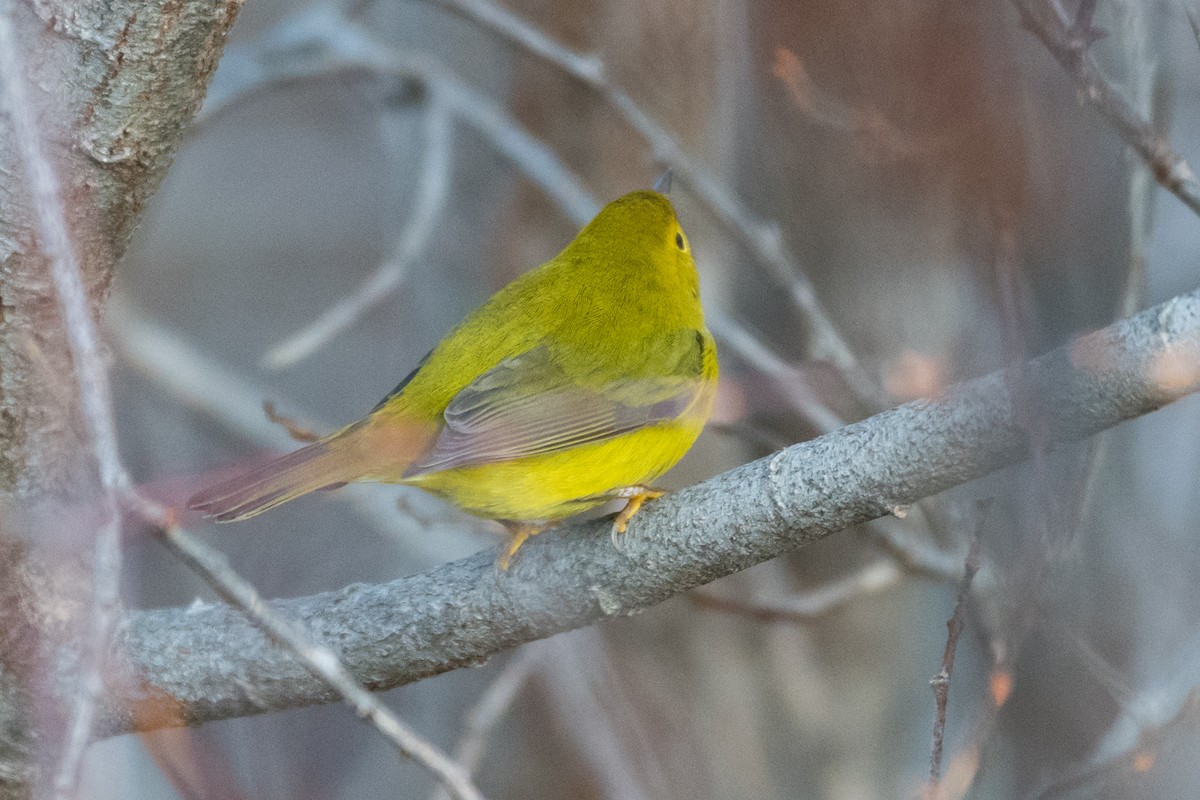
(0, 0, 241, 794)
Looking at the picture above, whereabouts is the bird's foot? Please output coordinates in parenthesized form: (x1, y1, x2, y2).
(497, 522, 543, 571)
(610, 486, 664, 552)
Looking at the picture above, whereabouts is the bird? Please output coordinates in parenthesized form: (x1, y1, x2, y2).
(189, 184, 718, 568)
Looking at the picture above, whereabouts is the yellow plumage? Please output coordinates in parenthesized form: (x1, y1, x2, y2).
(189, 189, 718, 561)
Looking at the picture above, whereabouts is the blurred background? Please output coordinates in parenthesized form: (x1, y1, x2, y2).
(83, 0, 1200, 797)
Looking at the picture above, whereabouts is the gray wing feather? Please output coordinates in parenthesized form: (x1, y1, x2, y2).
(405, 347, 697, 475)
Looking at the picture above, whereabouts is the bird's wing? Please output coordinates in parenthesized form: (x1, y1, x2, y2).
(404, 341, 705, 476)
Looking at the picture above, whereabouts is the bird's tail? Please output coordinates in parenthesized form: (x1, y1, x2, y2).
(189, 412, 435, 522)
(189, 428, 370, 522)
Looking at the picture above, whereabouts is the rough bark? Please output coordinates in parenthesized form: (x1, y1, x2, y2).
(0, 0, 242, 795)
(0, 0, 242, 495)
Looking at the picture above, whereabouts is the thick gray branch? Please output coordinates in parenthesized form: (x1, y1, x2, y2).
(106, 288, 1200, 736)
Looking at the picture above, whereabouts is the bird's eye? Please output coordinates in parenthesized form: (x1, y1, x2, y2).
(675, 232, 685, 250)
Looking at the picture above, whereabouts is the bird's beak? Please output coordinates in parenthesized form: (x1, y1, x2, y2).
(653, 169, 673, 194)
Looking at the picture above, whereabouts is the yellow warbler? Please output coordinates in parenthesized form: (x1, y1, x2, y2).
(189, 188, 718, 566)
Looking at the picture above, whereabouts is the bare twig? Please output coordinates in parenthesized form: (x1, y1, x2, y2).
(148, 516, 487, 800)
(920, 635, 1011, 799)
(929, 524, 985, 791)
(771, 46, 931, 162)
(1189, 8, 1200, 55)
(1038, 615, 1136, 712)
(202, 5, 598, 226)
(1027, 690, 1200, 800)
(421, 0, 883, 406)
(102, 286, 1200, 735)
(0, 15, 128, 496)
(1014, 0, 1200, 217)
(0, 9, 129, 794)
(537, 632, 666, 800)
(428, 651, 535, 800)
(1120, 0, 1157, 318)
(708, 313, 845, 435)
(262, 101, 455, 369)
(0, 0, 241, 498)
(869, 516, 970, 581)
(210, 7, 873, 420)
(263, 401, 321, 443)
(692, 559, 903, 623)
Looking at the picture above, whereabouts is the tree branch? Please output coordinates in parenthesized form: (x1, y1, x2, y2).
(260, 101, 454, 370)
(691, 559, 905, 623)
(929, 525, 984, 790)
(151, 519, 486, 800)
(201, 5, 599, 226)
(99, 286, 1200, 736)
(1014, 0, 1200, 216)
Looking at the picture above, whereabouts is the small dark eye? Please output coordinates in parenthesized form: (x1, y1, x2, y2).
(675, 232, 685, 250)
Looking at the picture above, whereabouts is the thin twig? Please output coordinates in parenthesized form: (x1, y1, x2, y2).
(929, 520, 985, 791)
(208, 7, 881, 429)
(771, 46, 932, 162)
(0, 8, 130, 795)
(708, 313, 845, 435)
(922, 634, 1010, 800)
(2, 13, 484, 791)
(538, 632, 666, 800)
(1027, 690, 1200, 800)
(421, 0, 883, 407)
(202, 5, 598, 226)
(1014, 0, 1200, 217)
(263, 101, 455, 369)
(691, 559, 903, 623)
(1120, 0, 1157, 318)
(34, 219, 487, 800)
(0, 17, 127, 495)
(869, 516, 970, 581)
(1189, 8, 1200, 55)
(263, 401, 321, 443)
(143, 512, 487, 800)
(1038, 614, 1136, 712)
(428, 651, 536, 800)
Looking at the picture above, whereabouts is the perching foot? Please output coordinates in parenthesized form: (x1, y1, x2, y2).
(609, 486, 664, 551)
(497, 522, 542, 571)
